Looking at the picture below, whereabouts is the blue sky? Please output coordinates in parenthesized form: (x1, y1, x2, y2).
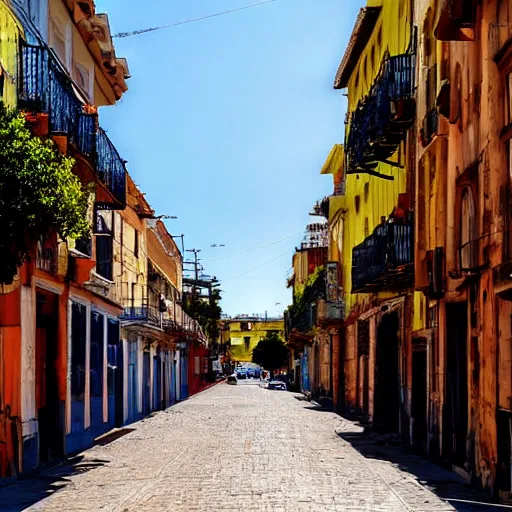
(95, 0, 362, 317)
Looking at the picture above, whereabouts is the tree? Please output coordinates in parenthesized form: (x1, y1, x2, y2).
(0, 103, 90, 283)
(252, 331, 288, 373)
(182, 288, 222, 341)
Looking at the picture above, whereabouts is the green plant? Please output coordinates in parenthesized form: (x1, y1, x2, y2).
(0, 103, 90, 283)
(252, 331, 288, 372)
(183, 289, 222, 341)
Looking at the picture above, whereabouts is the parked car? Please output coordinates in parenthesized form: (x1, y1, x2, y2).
(237, 369, 247, 379)
(247, 369, 254, 378)
(227, 373, 238, 385)
(268, 380, 287, 390)
(253, 369, 261, 379)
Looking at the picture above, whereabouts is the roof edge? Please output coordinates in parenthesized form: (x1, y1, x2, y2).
(333, 6, 382, 90)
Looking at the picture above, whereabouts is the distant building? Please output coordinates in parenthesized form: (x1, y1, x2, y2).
(221, 316, 284, 363)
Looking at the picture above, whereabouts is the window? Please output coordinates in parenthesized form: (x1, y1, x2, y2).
(134, 230, 140, 258)
(90, 311, 104, 398)
(71, 302, 87, 400)
(460, 187, 477, 270)
(240, 322, 253, 331)
(244, 337, 251, 351)
(50, 19, 70, 69)
(107, 319, 120, 397)
(95, 206, 114, 281)
(506, 73, 512, 127)
(73, 61, 92, 100)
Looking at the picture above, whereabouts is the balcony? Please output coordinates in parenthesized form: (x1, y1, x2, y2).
(346, 53, 415, 177)
(286, 264, 344, 340)
(18, 44, 126, 207)
(352, 222, 414, 292)
(121, 300, 206, 340)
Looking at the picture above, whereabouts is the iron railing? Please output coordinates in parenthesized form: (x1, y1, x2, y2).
(121, 299, 206, 339)
(18, 44, 126, 206)
(352, 222, 414, 292)
(346, 53, 416, 174)
(96, 128, 127, 206)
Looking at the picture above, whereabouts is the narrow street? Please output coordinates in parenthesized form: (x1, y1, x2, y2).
(0, 383, 497, 512)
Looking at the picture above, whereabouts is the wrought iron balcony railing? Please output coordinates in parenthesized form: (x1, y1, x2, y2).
(121, 300, 206, 340)
(18, 44, 126, 206)
(352, 222, 414, 292)
(346, 53, 416, 175)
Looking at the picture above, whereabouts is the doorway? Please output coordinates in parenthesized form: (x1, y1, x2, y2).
(142, 351, 151, 416)
(412, 338, 428, 452)
(443, 302, 468, 467)
(374, 311, 400, 433)
(153, 349, 162, 411)
(36, 290, 62, 464)
(357, 319, 370, 416)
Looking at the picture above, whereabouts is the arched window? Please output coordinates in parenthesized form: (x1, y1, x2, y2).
(460, 187, 477, 270)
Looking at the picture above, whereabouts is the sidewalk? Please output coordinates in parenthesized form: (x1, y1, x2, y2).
(334, 414, 504, 512)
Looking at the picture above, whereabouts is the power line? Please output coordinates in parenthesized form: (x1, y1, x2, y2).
(203, 232, 300, 261)
(113, 0, 275, 39)
(224, 251, 290, 281)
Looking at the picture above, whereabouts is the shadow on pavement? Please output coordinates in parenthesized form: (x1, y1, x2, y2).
(0, 455, 108, 512)
(337, 426, 507, 512)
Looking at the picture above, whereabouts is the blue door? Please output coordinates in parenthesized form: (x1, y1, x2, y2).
(153, 352, 162, 411)
(301, 350, 310, 392)
(170, 358, 177, 405)
(107, 319, 122, 429)
(142, 352, 151, 416)
(127, 341, 138, 424)
(180, 353, 188, 400)
(90, 311, 106, 440)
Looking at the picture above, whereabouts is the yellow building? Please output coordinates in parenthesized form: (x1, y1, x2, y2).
(0, 0, 23, 107)
(326, 0, 419, 435)
(224, 317, 284, 363)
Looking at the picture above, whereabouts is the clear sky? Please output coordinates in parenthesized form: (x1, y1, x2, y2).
(95, 0, 363, 318)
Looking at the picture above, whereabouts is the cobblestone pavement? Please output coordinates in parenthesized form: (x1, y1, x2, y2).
(0, 382, 500, 511)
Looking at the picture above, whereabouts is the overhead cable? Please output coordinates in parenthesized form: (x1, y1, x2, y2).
(224, 251, 290, 281)
(113, 0, 275, 39)
(203, 232, 301, 261)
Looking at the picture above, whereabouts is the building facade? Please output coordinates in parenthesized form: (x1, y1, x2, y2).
(223, 316, 285, 364)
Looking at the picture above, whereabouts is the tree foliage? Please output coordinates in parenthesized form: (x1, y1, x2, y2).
(183, 289, 222, 340)
(0, 103, 90, 283)
(252, 331, 288, 372)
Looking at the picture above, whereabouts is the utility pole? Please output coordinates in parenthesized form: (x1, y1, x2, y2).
(185, 249, 201, 296)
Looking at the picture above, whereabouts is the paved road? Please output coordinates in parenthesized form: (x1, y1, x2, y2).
(0, 383, 497, 511)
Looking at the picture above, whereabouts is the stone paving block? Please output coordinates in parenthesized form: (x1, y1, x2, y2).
(0, 382, 482, 511)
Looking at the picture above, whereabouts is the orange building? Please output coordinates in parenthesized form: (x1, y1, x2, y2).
(0, 0, 129, 476)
